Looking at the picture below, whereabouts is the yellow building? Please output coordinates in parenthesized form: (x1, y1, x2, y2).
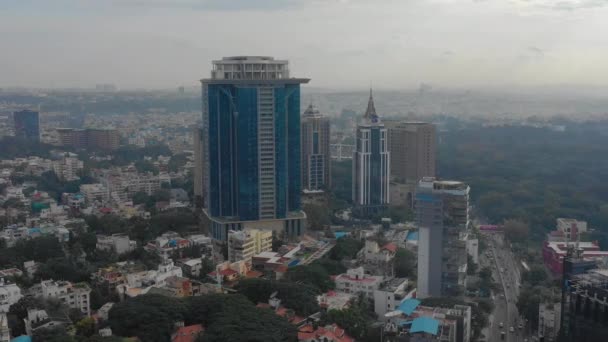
(227, 229, 273, 262)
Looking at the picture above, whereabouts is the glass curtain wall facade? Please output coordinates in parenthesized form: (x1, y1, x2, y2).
(202, 56, 309, 241)
(13, 110, 40, 141)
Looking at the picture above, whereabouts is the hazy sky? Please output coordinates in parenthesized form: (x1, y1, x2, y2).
(2, 0, 608, 90)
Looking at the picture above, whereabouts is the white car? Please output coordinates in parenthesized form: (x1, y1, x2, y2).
(509, 327, 515, 333)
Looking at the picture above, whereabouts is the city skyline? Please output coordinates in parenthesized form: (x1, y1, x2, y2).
(3, 0, 608, 90)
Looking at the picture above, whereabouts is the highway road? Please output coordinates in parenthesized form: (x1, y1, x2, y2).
(484, 233, 533, 342)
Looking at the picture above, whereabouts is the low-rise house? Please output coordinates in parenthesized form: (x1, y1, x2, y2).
(171, 323, 204, 342)
(24, 308, 71, 336)
(334, 267, 383, 297)
(96, 302, 115, 321)
(298, 323, 354, 342)
(383, 300, 472, 342)
(317, 291, 354, 311)
(374, 277, 416, 319)
(96, 234, 137, 255)
(177, 258, 203, 278)
(360, 239, 397, 276)
(145, 231, 192, 259)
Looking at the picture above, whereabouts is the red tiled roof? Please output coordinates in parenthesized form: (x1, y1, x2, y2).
(172, 324, 204, 342)
(382, 242, 398, 253)
(297, 324, 354, 342)
(208, 268, 238, 277)
(245, 270, 263, 279)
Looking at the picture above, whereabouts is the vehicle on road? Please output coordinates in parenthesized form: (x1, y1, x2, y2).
(501, 331, 506, 340)
(499, 322, 504, 328)
(510, 327, 515, 333)
(518, 323, 523, 329)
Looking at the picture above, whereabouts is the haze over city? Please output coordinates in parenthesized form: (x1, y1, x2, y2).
(3, 0, 608, 91)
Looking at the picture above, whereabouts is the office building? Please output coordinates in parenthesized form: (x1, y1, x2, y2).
(13, 109, 40, 141)
(301, 103, 331, 191)
(352, 89, 390, 214)
(56, 128, 119, 150)
(227, 228, 273, 262)
(388, 122, 436, 184)
(201, 56, 309, 241)
(415, 177, 470, 298)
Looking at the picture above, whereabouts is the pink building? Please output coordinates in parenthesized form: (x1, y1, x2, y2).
(542, 241, 608, 275)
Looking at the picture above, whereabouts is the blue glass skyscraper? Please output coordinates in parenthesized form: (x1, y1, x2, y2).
(13, 109, 40, 141)
(201, 56, 309, 241)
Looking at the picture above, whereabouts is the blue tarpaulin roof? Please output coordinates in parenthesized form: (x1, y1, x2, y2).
(398, 298, 421, 315)
(410, 317, 439, 335)
(334, 232, 347, 239)
(406, 231, 419, 241)
(288, 259, 300, 267)
(11, 336, 32, 342)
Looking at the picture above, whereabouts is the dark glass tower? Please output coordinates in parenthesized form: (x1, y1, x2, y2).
(13, 110, 40, 141)
(201, 56, 309, 241)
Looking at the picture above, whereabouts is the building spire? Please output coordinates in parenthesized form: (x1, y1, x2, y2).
(364, 87, 378, 121)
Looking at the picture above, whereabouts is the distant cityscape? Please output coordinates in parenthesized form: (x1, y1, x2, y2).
(0, 55, 607, 342)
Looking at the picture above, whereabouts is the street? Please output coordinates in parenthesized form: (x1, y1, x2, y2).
(483, 233, 533, 342)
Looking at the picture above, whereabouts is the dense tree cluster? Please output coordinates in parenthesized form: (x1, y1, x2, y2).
(329, 237, 363, 261)
(439, 124, 608, 246)
(108, 294, 297, 342)
(235, 278, 320, 316)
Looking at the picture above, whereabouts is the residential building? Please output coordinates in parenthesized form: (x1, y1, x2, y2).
(301, 103, 331, 191)
(548, 218, 589, 242)
(374, 277, 416, 319)
(227, 228, 273, 262)
(13, 110, 39, 141)
(177, 258, 203, 278)
(387, 121, 436, 184)
(359, 240, 398, 276)
(352, 89, 390, 214)
(201, 56, 309, 241)
(56, 128, 119, 150)
(96, 234, 137, 255)
(317, 291, 354, 311)
(52, 155, 84, 182)
(30, 280, 91, 316)
(539, 302, 561, 342)
(334, 267, 383, 297)
(80, 183, 109, 204)
(415, 177, 470, 298)
(172, 324, 204, 342)
(0, 278, 22, 312)
(298, 323, 354, 342)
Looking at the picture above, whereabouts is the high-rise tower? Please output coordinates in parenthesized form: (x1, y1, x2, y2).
(301, 103, 331, 191)
(13, 110, 40, 141)
(388, 122, 436, 184)
(201, 56, 309, 241)
(352, 89, 390, 214)
(415, 177, 470, 298)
